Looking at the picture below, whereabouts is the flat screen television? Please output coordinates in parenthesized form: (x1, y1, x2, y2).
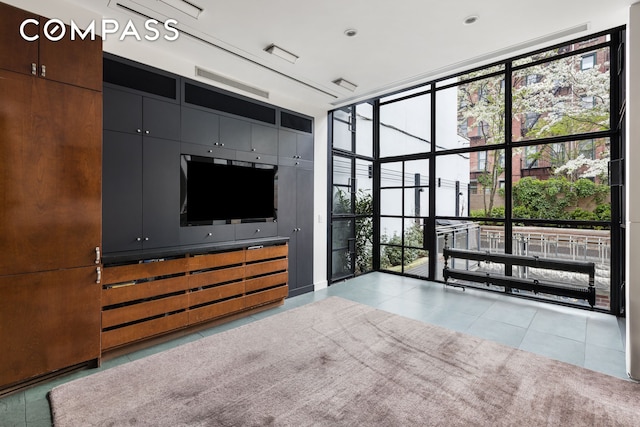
(180, 155, 277, 226)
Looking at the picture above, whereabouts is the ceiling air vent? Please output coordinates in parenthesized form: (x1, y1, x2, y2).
(195, 66, 269, 99)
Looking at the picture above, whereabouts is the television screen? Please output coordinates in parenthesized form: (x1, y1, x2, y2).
(180, 155, 277, 225)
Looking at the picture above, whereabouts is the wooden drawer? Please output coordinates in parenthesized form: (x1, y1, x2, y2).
(245, 259, 288, 278)
(103, 276, 189, 306)
(245, 244, 287, 262)
(189, 281, 245, 307)
(188, 250, 244, 271)
(188, 265, 245, 289)
(188, 297, 245, 325)
(245, 272, 288, 293)
(102, 311, 189, 350)
(103, 258, 189, 285)
(245, 286, 288, 308)
(102, 294, 189, 329)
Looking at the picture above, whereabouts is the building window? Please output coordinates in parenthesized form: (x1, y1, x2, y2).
(458, 120, 468, 137)
(582, 95, 595, 109)
(469, 181, 478, 194)
(477, 151, 487, 171)
(525, 145, 538, 168)
(579, 140, 595, 159)
(581, 53, 597, 70)
(526, 74, 540, 85)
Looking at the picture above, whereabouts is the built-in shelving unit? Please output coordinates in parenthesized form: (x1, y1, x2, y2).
(101, 243, 288, 351)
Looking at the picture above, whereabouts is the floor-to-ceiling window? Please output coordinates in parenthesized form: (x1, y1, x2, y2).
(329, 104, 374, 282)
(329, 28, 625, 314)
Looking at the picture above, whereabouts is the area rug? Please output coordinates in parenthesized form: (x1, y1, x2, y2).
(50, 296, 639, 426)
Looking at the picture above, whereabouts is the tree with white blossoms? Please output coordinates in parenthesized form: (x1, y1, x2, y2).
(459, 47, 610, 216)
(553, 152, 610, 182)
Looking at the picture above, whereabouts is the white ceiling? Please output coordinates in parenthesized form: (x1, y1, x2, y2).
(13, 0, 638, 114)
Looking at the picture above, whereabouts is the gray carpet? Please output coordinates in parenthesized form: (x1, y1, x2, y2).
(50, 297, 640, 426)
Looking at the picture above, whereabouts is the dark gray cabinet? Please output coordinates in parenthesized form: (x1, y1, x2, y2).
(104, 87, 180, 140)
(181, 106, 220, 146)
(278, 165, 314, 296)
(103, 132, 180, 253)
(219, 116, 251, 151)
(279, 129, 314, 169)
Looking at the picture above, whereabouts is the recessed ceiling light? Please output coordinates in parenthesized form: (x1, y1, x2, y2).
(344, 28, 358, 37)
(264, 44, 299, 64)
(333, 78, 357, 92)
(464, 15, 479, 25)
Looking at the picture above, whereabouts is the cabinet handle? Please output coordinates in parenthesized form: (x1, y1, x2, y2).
(144, 237, 149, 241)
(96, 267, 101, 284)
(136, 237, 142, 242)
(31, 63, 37, 75)
(40, 64, 46, 77)
(145, 130, 150, 135)
(295, 162, 300, 166)
(208, 149, 213, 153)
(207, 232, 213, 237)
(136, 129, 142, 133)
(256, 156, 261, 160)
(256, 229, 261, 233)
(251, 148, 256, 152)
(220, 143, 224, 147)
(95, 246, 101, 264)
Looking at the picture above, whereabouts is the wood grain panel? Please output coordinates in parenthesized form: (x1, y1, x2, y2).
(189, 282, 245, 307)
(101, 311, 189, 350)
(245, 286, 288, 308)
(188, 266, 245, 289)
(102, 294, 188, 329)
(0, 267, 101, 388)
(0, 71, 102, 275)
(102, 258, 189, 285)
(102, 276, 189, 306)
(188, 250, 245, 271)
(188, 298, 245, 325)
(38, 19, 103, 91)
(245, 259, 288, 278)
(0, 3, 39, 76)
(245, 244, 288, 262)
(245, 272, 288, 293)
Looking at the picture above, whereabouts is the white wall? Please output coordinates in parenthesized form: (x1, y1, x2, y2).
(626, 2, 640, 380)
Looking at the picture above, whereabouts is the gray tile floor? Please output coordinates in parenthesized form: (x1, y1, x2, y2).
(0, 272, 629, 426)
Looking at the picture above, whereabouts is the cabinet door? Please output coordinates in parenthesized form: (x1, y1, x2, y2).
(219, 116, 251, 151)
(277, 166, 298, 288)
(0, 266, 101, 388)
(251, 124, 278, 156)
(143, 98, 181, 141)
(297, 133, 314, 161)
(103, 131, 144, 253)
(142, 137, 180, 249)
(0, 71, 101, 275)
(38, 19, 103, 91)
(0, 3, 38, 75)
(181, 107, 220, 146)
(104, 87, 143, 134)
(295, 168, 314, 290)
(278, 129, 297, 160)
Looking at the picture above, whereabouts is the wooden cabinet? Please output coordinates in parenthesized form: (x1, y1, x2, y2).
(0, 267, 101, 387)
(101, 244, 288, 351)
(0, 2, 102, 390)
(0, 2, 102, 91)
(0, 70, 102, 276)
